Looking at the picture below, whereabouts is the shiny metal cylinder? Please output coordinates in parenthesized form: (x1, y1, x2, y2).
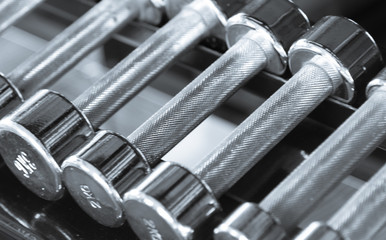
(206, 17, 382, 240)
(73, 0, 222, 128)
(124, 162, 221, 240)
(214, 202, 286, 240)
(0, 0, 44, 34)
(0, 90, 94, 200)
(62, 130, 149, 227)
(289, 16, 382, 103)
(63, 0, 309, 230)
(8, 0, 141, 97)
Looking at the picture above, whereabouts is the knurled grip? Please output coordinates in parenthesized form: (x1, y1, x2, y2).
(0, 0, 44, 34)
(194, 57, 342, 198)
(127, 30, 269, 166)
(328, 162, 386, 240)
(74, 0, 220, 128)
(258, 88, 386, 232)
(8, 0, 138, 97)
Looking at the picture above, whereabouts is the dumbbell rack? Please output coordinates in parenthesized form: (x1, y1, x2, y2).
(0, 0, 385, 239)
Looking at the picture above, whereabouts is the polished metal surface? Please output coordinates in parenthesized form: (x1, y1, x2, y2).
(62, 130, 149, 227)
(258, 75, 386, 233)
(229, 0, 310, 51)
(1, 0, 386, 239)
(0, 0, 44, 34)
(214, 202, 286, 240)
(63, 0, 308, 230)
(74, 0, 222, 128)
(289, 16, 383, 103)
(124, 161, 221, 240)
(0, 90, 94, 200)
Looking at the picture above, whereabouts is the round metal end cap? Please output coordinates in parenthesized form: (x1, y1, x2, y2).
(0, 89, 94, 200)
(124, 161, 221, 240)
(0, 73, 24, 118)
(214, 202, 287, 240)
(294, 222, 342, 240)
(62, 129, 150, 227)
(0, 118, 63, 200)
(226, 13, 287, 75)
(62, 157, 124, 227)
(227, 0, 309, 50)
(289, 16, 383, 103)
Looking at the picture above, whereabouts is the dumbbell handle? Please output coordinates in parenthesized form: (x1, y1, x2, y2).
(259, 87, 386, 231)
(8, 0, 137, 97)
(194, 57, 342, 198)
(0, 0, 43, 34)
(127, 30, 269, 165)
(328, 161, 386, 240)
(74, 0, 221, 128)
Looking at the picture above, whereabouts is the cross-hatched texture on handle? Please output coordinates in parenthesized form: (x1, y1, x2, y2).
(8, 0, 137, 96)
(328, 162, 386, 240)
(259, 89, 386, 231)
(0, 0, 43, 34)
(127, 31, 268, 166)
(74, 1, 219, 128)
(194, 58, 342, 198)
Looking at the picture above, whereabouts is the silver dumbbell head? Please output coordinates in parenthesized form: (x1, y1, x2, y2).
(62, 130, 150, 227)
(214, 202, 287, 240)
(226, 0, 310, 74)
(294, 222, 342, 240)
(289, 16, 383, 103)
(0, 74, 23, 118)
(124, 161, 221, 240)
(0, 90, 94, 200)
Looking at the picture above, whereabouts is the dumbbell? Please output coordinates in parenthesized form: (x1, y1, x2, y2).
(61, 0, 309, 229)
(0, 0, 44, 34)
(0, 0, 241, 201)
(295, 162, 386, 240)
(0, 0, 163, 118)
(122, 16, 382, 240)
(214, 67, 386, 240)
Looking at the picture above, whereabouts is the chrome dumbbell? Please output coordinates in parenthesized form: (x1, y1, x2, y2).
(0, 0, 235, 201)
(216, 67, 386, 240)
(61, 0, 309, 229)
(123, 16, 382, 240)
(0, 0, 163, 118)
(295, 162, 386, 240)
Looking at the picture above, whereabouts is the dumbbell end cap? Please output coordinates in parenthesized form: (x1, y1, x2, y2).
(0, 117, 63, 200)
(124, 161, 221, 240)
(214, 202, 287, 240)
(62, 157, 125, 227)
(0, 89, 94, 201)
(226, 13, 287, 75)
(289, 16, 383, 103)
